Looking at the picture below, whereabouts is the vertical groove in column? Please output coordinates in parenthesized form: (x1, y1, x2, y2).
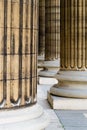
(70, 0, 74, 68)
(60, 0, 64, 68)
(67, 0, 71, 69)
(0, 0, 38, 109)
(19, 0, 23, 105)
(38, 0, 45, 55)
(0, 1, 5, 105)
(4, 0, 7, 105)
(77, 0, 82, 68)
(45, 0, 60, 61)
(60, 0, 86, 70)
(64, 0, 68, 68)
(10, 0, 20, 105)
(82, 0, 85, 69)
(24, 0, 31, 102)
(34, 0, 38, 102)
(85, 0, 87, 68)
(74, 0, 78, 68)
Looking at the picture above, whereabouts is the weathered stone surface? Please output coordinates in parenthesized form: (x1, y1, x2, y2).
(50, 0, 87, 99)
(38, 0, 45, 56)
(45, 0, 60, 61)
(0, 0, 38, 109)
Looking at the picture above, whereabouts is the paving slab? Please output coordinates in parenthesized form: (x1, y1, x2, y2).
(38, 99, 51, 109)
(55, 110, 87, 129)
(45, 123, 64, 130)
(65, 127, 87, 130)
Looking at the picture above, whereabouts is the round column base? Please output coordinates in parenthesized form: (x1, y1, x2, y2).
(0, 104, 49, 130)
(38, 55, 44, 68)
(38, 69, 59, 78)
(38, 60, 60, 78)
(50, 71, 87, 99)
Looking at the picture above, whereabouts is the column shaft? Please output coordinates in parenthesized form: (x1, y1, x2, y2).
(45, 0, 60, 61)
(38, 0, 45, 56)
(61, 0, 86, 70)
(0, 0, 38, 109)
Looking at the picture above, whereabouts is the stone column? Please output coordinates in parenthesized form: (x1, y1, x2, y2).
(39, 0, 60, 77)
(48, 0, 87, 108)
(38, 0, 45, 67)
(0, 0, 49, 129)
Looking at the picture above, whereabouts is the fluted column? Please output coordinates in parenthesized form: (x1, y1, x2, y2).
(50, 0, 87, 98)
(39, 0, 60, 77)
(38, 0, 45, 56)
(38, 0, 45, 67)
(0, 1, 49, 129)
(0, 0, 38, 109)
(60, 0, 86, 71)
(45, 0, 60, 61)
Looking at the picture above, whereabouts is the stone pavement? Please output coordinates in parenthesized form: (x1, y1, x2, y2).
(37, 78, 64, 130)
(55, 110, 87, 130)
(37, 77, 87, 130)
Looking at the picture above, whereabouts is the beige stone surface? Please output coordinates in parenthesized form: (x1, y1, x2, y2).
(60, 0, 86, 70)
(37, 83, 64, 130)
(50, 0, 87, 99)
(45, 0, 60, 61)
(48, 91, 87, 110)
(38, 0, 45, 55)
(38, 60, 60, 77)
(0, 0, 38, 109)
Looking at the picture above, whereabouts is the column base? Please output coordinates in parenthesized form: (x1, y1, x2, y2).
(38, 60, 60, 78)
(47, 91, 87, 110)
(0, 104, 49, 130)
(38, 77, 58, 85)
(50, 71, 87, 98)
(39, 69, 58, 78)
(38, 55, 44, 68)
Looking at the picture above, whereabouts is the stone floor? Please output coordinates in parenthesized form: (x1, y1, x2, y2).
(37, 77, 64, 130)
(37, 77, 87, 130)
